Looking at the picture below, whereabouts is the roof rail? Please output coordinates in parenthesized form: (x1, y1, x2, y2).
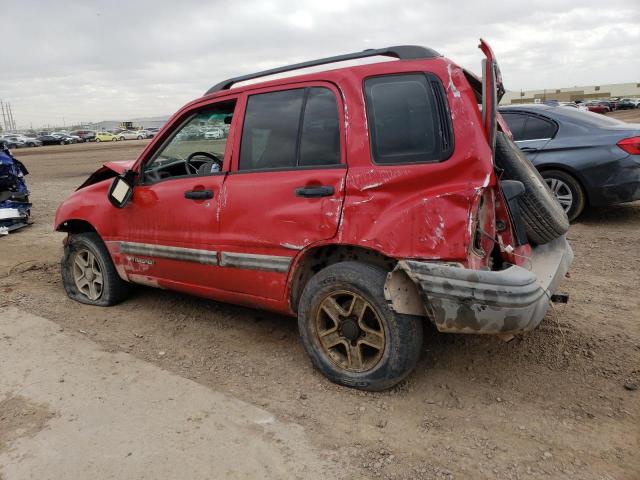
(204, 45, 440, 95)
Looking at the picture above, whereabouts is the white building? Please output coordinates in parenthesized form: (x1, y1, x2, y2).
(500, 82, 640, 104)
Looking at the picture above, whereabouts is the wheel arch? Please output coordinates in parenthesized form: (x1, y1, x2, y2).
(287, 243, 397, 314)
(56, 218, 99, 234)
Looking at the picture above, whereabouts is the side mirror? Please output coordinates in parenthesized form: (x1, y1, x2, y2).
(108, 170, 135, 208)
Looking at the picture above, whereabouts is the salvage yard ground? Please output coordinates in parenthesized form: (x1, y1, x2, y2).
(1, 110, 639, 479)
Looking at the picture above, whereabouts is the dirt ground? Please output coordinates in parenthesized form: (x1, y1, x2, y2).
(1, 117, 639, 479)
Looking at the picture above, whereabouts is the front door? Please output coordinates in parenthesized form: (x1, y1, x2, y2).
(218, 84, 347, 300)
(114, 98, 237, 291)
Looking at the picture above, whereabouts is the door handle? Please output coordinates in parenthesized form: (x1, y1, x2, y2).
(519, 147, 538, 152)
(294, 185, 334, 198)
(184, 189, 213, 200)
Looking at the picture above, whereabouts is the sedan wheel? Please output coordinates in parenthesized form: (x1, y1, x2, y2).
(545, 177, 573, 212)
(95, 138, 101, 142)
(541, 169, 586, 222)
(112, 138, 117, 142)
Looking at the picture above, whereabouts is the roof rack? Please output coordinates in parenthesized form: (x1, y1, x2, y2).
(204, 45, 440, 95)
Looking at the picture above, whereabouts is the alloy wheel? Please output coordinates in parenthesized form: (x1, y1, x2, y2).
(72, 249, 104, 301)
(545, 177, 573, 213)
(314, 290, 386, 372)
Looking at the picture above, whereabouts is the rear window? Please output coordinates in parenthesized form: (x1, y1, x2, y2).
(364, 73, 452, 164)
(500, 111, 557, 141)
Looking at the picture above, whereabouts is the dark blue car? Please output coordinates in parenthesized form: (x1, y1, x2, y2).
(499, 104, 640, 220)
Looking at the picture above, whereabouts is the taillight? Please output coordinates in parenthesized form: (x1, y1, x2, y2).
(617, 136, 640, 155)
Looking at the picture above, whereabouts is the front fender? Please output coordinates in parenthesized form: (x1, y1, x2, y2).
(54, 179, 113, 236)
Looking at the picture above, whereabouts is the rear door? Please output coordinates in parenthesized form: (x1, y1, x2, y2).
(217, 83, 347, 300)
(500, 112, 556, 161)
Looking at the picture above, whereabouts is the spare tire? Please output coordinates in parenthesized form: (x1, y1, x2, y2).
(494, 132, 569, 245)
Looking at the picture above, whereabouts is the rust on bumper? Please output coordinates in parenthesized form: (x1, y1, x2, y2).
(386, 236, 573, 334)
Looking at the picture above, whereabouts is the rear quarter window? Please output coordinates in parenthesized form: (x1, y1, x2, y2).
(364, 73, 453, 165)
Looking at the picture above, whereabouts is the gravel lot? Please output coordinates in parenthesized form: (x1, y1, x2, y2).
(1, 116, 639, 479)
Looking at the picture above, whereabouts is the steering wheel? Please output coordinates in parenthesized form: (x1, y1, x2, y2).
(185, 151, 222, 175)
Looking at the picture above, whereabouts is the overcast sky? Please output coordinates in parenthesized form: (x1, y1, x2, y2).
(1, 0, 638, 128)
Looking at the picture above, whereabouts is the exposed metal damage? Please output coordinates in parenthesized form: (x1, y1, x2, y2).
(0, 143, 31, 235)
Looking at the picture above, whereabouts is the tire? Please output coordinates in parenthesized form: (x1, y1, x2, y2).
(137, 136, 143, 140)
(95, 138, 101, 143)
(59, 140, 65, 145)
(298, 261, 423, 391)
(61, 232, 130, 306)
(540, 169, 586, 222)
(113, 138, 118, 142)
(494, 132, 570, 245)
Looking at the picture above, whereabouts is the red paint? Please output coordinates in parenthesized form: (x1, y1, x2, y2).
(55, 42, 528, 315)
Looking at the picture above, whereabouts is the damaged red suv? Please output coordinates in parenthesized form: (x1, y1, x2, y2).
(55, 40, 573, 390)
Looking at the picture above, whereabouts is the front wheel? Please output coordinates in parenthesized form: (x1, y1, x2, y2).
(61, 232, 130, 306)
(112, 137, 118, 142)
(298, 261, 423, 391)
(541, 169, 586, 221)
(95, 138, 101, 143)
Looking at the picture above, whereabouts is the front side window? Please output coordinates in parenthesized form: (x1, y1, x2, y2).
(143, 100, 235, 183)
(364, 73, 452, 164)
(239, 87, 341, 171)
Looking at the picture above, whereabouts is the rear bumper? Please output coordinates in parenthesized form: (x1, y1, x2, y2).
(390, 236, 573, 335)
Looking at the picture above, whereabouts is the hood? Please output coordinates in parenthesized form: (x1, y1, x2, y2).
(77, 160, 135, 190)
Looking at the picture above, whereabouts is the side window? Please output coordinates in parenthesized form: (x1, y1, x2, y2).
(143, 100, 236, 183)
(239, 87, 341, 171)
(522, 115, 557, 140)
(501, 113, 527, 141)
(364, 73, 452, 164)
(239, 90, 304, 170)
(299, 88, 340, 167)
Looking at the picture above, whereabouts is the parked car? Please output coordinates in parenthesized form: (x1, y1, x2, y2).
(617, 99, 638, 110)
(55, 41, 573, 391)
(559, 101, 588, 112)
(37, 134, 69, 145)
(94, 132, 118, 142)
(204, 127, 224, 139)
(500, 104, 640, 220)
(0, 136, 26, 148)
(118, 130, 147, 141)
(138, 129, 154, 138)
(9, 135, 42, 147)
(51, 132, 78, 144)
(71, 130, 97, 142)
(584, 101, 610, 114)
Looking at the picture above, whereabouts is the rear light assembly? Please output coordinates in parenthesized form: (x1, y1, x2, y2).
(617, 136, 640, 155)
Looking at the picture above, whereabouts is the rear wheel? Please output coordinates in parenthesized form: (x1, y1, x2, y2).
(298, 261, 423, 391)
(113, 137, 118, 142)
(541, 169, 586, 222)
(59, 140, 65, 145)
(61, 232, 130, 306)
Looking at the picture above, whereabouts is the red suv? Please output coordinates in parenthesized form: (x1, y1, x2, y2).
(55, 40, 573, 390)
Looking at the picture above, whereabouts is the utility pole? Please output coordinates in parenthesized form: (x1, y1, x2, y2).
(7, 103, 16, 131)
(0, 101, 7, 132)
